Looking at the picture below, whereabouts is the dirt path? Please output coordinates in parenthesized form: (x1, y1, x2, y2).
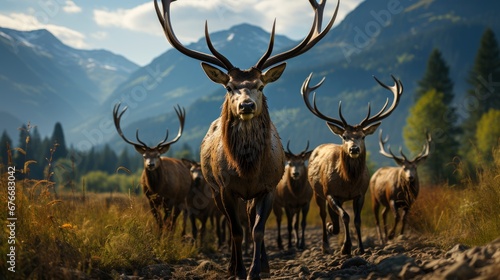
(131, 226, 500, 279)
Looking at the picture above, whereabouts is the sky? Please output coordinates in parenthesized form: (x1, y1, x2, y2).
(0, 0, 363, 66)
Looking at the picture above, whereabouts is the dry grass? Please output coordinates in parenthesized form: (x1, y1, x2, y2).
(0, 173, 199, 279)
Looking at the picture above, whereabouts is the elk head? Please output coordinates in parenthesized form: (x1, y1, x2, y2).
(285, 141, 312, 180)
(154, 0, 339, 121)
(113, 103, 186, 171)
(182, 159, 204, 187)
(301, 73, 403, 159)
(378, 130, 431, 182)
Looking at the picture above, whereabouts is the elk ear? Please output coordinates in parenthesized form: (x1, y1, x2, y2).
(134, 145, 146, 155)
(182, 158, 194, 168)
(262, 63, 287, 84)
(158, 145, 171, 155)
(284, 152, 293, 160)
(326, 122, 345, 136)
(302, 150, 313, 161)
(363, 122, 381, 136)
(201, 62, 229, 85)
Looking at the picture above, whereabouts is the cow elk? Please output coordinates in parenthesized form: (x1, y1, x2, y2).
(113, 103, 191, 231)
(370, 130, 431, 243)
(273, 141, 313, 250)
(181, 158, 220, 245)
(301, 73, 403, 255)
(155, 0, 338, 278)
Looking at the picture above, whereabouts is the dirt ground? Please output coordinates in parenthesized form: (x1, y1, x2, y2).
(122, 225, 500, 280)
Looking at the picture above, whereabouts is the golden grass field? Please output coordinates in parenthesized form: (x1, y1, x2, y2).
(1, 152, 500, 278)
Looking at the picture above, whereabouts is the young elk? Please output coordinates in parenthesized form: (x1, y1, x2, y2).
(181, 159, 217, 244)
(273, 141, 313, 250)
(370, 130, 431, 243)
(155, 0, 338, 278)
(301, 73, 403, 255)
(113, 103, 191, 231)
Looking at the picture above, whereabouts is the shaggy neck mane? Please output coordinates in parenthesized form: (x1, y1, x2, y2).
(145, 163, 163, 192)
(221, 96, 271, 178)
(336, 149, 366, 183)
(397, 170, 419, 204)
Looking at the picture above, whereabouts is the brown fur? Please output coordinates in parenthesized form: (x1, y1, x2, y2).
(141, 157, 192, 230)
(221, 96, 271, 179)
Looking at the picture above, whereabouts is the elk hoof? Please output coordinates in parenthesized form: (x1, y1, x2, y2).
(327, 222, 340, 235)
(340, 245, 352, 255)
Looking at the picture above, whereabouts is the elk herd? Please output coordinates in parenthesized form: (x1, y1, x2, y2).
(109, 0, 433, 279)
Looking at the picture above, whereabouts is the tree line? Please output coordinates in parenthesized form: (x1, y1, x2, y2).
(404, 28, 500, 184)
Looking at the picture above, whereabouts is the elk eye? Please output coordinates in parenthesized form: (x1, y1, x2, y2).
(258, 85, 264, 91)
(362, 136, 365, 140)
(342, 136, 347, 140)
(226, 86, 232, 92)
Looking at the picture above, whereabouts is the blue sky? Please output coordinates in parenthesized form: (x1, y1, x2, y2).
(0, 0, 363, 66)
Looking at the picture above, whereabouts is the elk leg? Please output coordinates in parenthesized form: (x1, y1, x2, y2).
(373, 198, 383, 244)
(388, 200, 399, 240)
(190, 213, 198, 242)
(315, 194, 329, 252)
(273, 204, 284, 250)
(148, 198, 162, 228)
(285, 207, 294, 249)
(400, 207, 409, 236)
(221, 191, 246, 279)
(171, 206, 183, 232)
(327, 195, 351, 255)
(381, 206, 389, 242)
(299, 203, 310, 249)
(353, 195, 365, 254)
(248, 192, 273, 280)
(327, 204, 340, 235)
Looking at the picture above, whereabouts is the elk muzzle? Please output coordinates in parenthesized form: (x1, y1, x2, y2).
(238, 99, 256, 120)
(348, 146, 361, 158)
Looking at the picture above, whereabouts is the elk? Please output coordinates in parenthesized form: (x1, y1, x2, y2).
(370, 130, 431, 243)
(113, 103, 191, 231)
(181, 158, 217, 244)
(155, 0, 338, 278)
(301, 73, 403, 255)
(273, 141, 313, 250)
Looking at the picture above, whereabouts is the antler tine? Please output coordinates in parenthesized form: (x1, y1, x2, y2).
(155, 0, 233, 70)
(286, 140, 293, 155)
(301, 73, 345, 128)
(257, 0, 339, 70)
(398, 146, 409, 162)
(204, 21, 234, 70)
(361, 75, 403, 127)
(157, 105, 186, 148)
(135, 129, 149, 147)
(414, 132, 432, 162)
(378, 130, 404, 161)
(301, 140, 310, 155)
(113, 103, 146, 148)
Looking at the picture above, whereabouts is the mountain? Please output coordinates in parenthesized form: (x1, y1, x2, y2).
(0, 27, 139, 142)
(108, 0, 500, 164)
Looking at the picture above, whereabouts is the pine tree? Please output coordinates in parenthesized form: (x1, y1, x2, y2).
(475, 109, 500, 165)
(462, 28, 500, 144)
(403, 89, 460, 184)
(415, 48, 454, 104)
(0, 130, 13, 166)
(50, 122, 68, 162)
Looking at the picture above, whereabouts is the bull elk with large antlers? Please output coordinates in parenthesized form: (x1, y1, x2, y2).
(155, 0, 338, 278)
(113, 103, 191, 231)
(301, 73, 403, 255)
(370, 130, 431, 243)
(273, 141, 313, 250)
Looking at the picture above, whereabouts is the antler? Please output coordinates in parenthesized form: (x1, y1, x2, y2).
(359, 75, 404, 128)
(301, 73, 348, 128)
(113, 103, 186, 150)
(155, 0, 234, 71)
(255, 0, 340, 70)
(378, 130, 405, 162)
(113, 103, 147, 149)
(155, 0, 338, 71)
(414, 132, 432, 162)
(156, 105, 186, 149)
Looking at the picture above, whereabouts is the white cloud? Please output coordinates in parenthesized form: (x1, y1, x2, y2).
(0, 12, 88, 48)
(93, 0, 360, 43)
(63, 1, 82, 14)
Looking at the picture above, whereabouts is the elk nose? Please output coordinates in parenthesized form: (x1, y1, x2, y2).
(349, 146, 360, 154)
(239, 101, 255, 113)
(147, 162, 155, 169)
(292, 171, 300, 178)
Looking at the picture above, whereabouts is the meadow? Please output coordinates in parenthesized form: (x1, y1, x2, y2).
(1, 148, 500, 278)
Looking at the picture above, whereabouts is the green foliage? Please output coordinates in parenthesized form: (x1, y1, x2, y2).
(404, 89, 460, 183)
(82, 170, 140, 193)
(475, 109, 500, 165)
(462, 28, 500, 144)
(415, 48, 454, 104)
